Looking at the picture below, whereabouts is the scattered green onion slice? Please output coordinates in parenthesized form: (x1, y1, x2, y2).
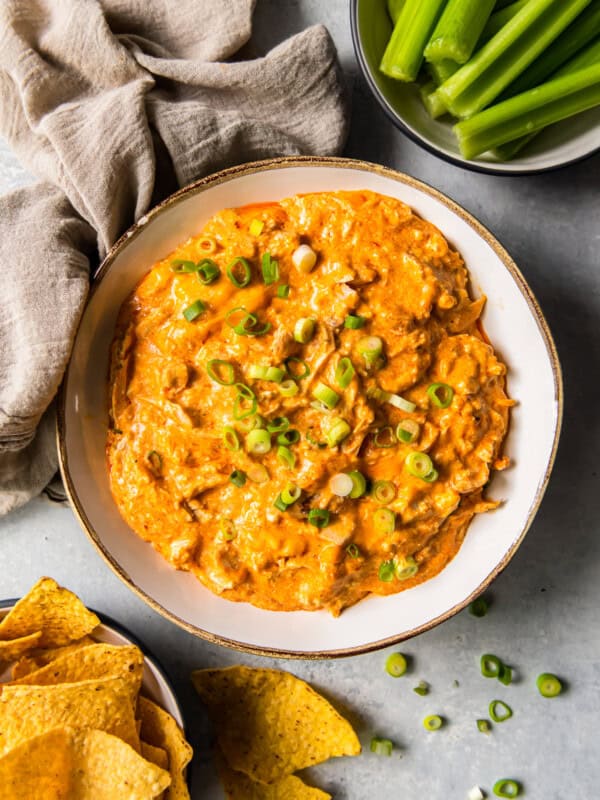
(335, 357, 355, 389)
(370, 737, 393, 756)
(344, 314, 367, 329)
(277, 446, 296, 470)
(246, 463, 269, 484)
(373, 426, 396, 448)
(373, 508, 395, 538)
(261, 252, 279, 285)
(219, 519, 236, 541)
(226, 306, 271, 337)
(405, 451, 434, 479)
(536, 673, 562, 698)
(196, 259, 220, 284)
(292, 244, 317, 273)
(469, 597, 489, 617)
(145, 450, 162, 475)
(395, 556, 418, 580)
(267, 416, 290, 434)
(308, 508, 330, 528)
(237, 414, 265, 433)
(357, 336, 384, 369)
(348, 470, 367, 498)
(170, 259, 198, 273)
(276, 284, 290, 298)
(396, 419, 420, 444)
(294, 317, 316, 344)
(277, 429, 300, 446)
(378, 560, 395, 582)
(345, 542, 361, 559)
(477, 719, 491, 734)
(247, 365, 269, 380)
(423, 468, 439, 483)
(329, 473, 354, 497)
(279, 379, 299, 397)
(387, 393, 416, 412)
(274, 494, 289, 512)
(372, 480, 397, 505)
(222, 426, 240, 451)
(233, 383, 258, 420)
(413, 681, 429, 696)
(499, 665, 513, 686)
(306, 430, 327, 449)
(207, 359, 235, 386)
(229, 470, 247, 488)
(281, 483, 301, 505)
(266, 366, 285, 383)
(493, 779, 521, 798)
(284, 357, 310, 380)
(183, 300, 206, 322)
(385, 652, 408, 678)
(226, 257, 252, 288)
(481, 654, 503, 679)
(427, 382, 454, 409)
(249, 218, 264, 237)
(423, 715, 443, 731)
(312, 383, 340, 410)
(246, 428, 271, 455)
(489, 700, 513, 723)
(324, 418, 351, 447)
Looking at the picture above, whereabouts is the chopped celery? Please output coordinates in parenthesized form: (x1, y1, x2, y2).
(482, 0, 531, 42)
(427, 58, 460, 85)
(387, 0, 406, 25)
(455, 61, 600, 158)
(494, 0, 518, 8)
(425, 0, 496, 64)
(380, 0, 448, 82)
(437, 0, 593, 119)
(420, 80, 449, 118)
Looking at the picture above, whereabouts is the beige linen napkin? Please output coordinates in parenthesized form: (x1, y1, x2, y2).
(0, 0, 348, 515)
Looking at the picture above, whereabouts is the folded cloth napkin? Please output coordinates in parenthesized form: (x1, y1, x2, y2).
(0, 0, 348, 515)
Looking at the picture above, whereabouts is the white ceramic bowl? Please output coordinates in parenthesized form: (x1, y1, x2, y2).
(58, 157, 562, 657)
(350, 0, 600, 175)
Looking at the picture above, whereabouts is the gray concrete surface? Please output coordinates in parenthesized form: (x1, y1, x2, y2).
(1, 2, 599, 797)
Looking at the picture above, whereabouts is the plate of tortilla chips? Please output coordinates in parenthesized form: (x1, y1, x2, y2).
(0, 577, 193, 800)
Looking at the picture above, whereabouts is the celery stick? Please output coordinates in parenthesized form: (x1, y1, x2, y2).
(494, 0, 517, 9)
(427, 58, 460, 84)
(420, 80, 449, 118)
(495, 37, 600, 158)
(380, 0, 448, 82)
(454, 62, 600, 158)
(437, 0, 593, 119)
(425, 0, 496, 64)
(387, 0, 407, 24)
(481, 0, 531, 42)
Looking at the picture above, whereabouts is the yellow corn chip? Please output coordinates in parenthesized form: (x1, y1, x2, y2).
(0, 578, 99, 647)
(138, 696, 192, 800)
(191, 666, 361, 784)
(0, 727, 72, 799)
(0, 676, 140, 756)
(217, 748, 331, 800)
(0, 631, 42, 663)
(11, 636, 96, 679)
(142, 741, 169, 770)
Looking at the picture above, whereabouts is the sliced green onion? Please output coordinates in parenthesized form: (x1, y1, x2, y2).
(357, 336, 384, 369)
(233, 383, 257, 420)
(261, 252, 279, 286)
(171, 259, 198, 273)
(281, 483, 301, 505)
(489, 700, 512, 723)
(225, 306, 271, 337)
(395, 556, 418, 580)
(267, 417, 290, 434)
(324, 418, 351, 448)
(423, 715, 443, 731)
(266, 366, 285, 383)
(427, 382, 454, 408)
(423, 468, 439, 483)
(284, 357, 310, 380)
(344, 314, 367, 329)
(335, 357, 355, 389)
(308, 508, 330, 528)
(226, 257, 251, 288)
(222, 426, 240, 451)
(387, 393, 416, 412)
(306, 430, 327, 449)
(405, 451, 434, 479)
(145, 450, 162, 476)
(229, 470, 247, 488)
(247, 365, 269, 380)
(348, 470, 367, 498)
(312, 383, 340, 410)
(183, 300, 206, 322)
(294, 317, 316, 344)
(237, 414, 265, 433)
(469, 597, 489, 617)
(279, 380, 299, 397)
(481, 654, 503, 679)
(274, 494, 289, 512)
(413, 681, 430, 696)
(499, 665, 513, 686)
(378, 560, 395, 582)
(345, 542, 361, 559)
(246, 428, 271, 455)
(373, 480, 397, 505)
(196, 259, 220, 284)
(493, 779, 521, 798)
(246, 463, 270, 483)
(292, 244, 317, 273)
(277, 429, 300, 446)
(329, 473, 354, 497)
(207, 359, 235, 386)
(219, 519, 236, 541)
(536, 673, 562, 698)
(249, 218, 264, 237)
(396, 420, 420, 444)
(373, 426, 396, 448)
(477, 719, 491, 734)
(276, 284, 290, 298)
(370, 737, 393, 756)
(385, 652, 408, 677)
(277, 446, 296, 470)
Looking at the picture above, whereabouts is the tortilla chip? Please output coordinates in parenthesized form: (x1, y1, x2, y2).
(191, 666, 361, 784)
(11, 644, 144, 700)
(142, 741, 169, 770)
(11, 637, 96, 679)
(0, 578, 99, 647)
(0, 676, 140, 756)
(0, 631, 42, 663)
(138, 696, 192, 800)
(71, 728, 170, 799)
(217, 748, 331, 800)
(0, 727, 72, 799)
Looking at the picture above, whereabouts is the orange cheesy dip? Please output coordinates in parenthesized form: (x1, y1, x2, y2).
(107, 190, 512, 616)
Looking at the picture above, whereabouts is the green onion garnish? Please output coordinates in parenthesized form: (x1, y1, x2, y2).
(219, 519, 236, 541)
(274, 493, 289, 512)
(312, 383, 340, 410)
(233, 383, 258, 420)
(357, 336, 384, 369)
(308, 508, 330, 528)
(348, 470, 367, 498)
(229, 470, 247, 488)
(267, 417, 289, 433)
(489, 700, 513, 723)
(324, 418, 351, 448)
(222, 426, 240, 451)
(480, 654, 503, 679)
(413, 681, 429, 696)
(284, 357, 310, 380)
(385, 652, 408, 677)
(183, 300, 206, 322)
(395, 556, 418, 580)
(145, 451, 162, 476)
(345, 542, 361, 558)
(329, 473, 354, 497)
(536, 673, 562, 698)
(335, 357, 355, 389)
(378, 560, 395, 582)
(493, 779, 521, 798)
(344, 314, 367, 329)
(196, 259, 220, 284)
(277, 429, 300, 446)
(423, 715, 443, 731)
(373, 426, 396, 448)
(306, 430, 327, 449)
(170, 259, 198, 273)
(225, 306, 272, 338)
(469, 597, 489, 617)
(261, 252, 279, 285)
(277, 446, 296, 470)
(370, 737, 393, 756)
(499, 665, 513, 686)
(247, 365, 268, 380)
(226, 257, 252, 288)
(281, 483, 301, 505)
(405, 451, 435, 480)
(292, 244, 317, 273)
(372, 480, 397, 504)
(207, 359, 235, 386)
(246, 463, 270, 483)
(276, 284, 290, 298)
(279, 379, 299, 397)
(237, 414, 265, 433)
(294, 317, 316, 344)
(374, 508, 396, 535)
(477, 719, 491, 734)
(427, 382, 454, 408)
(396, 420, 420, 444)
(246, 428, 271, 455)
(265, 366, 285, 383)
(249, 218, 264, 237)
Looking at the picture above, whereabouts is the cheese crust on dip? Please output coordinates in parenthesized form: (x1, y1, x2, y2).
(107, 191, 512, 616)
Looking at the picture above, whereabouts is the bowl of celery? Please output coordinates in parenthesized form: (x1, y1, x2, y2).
(350, 0, 600, 173)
